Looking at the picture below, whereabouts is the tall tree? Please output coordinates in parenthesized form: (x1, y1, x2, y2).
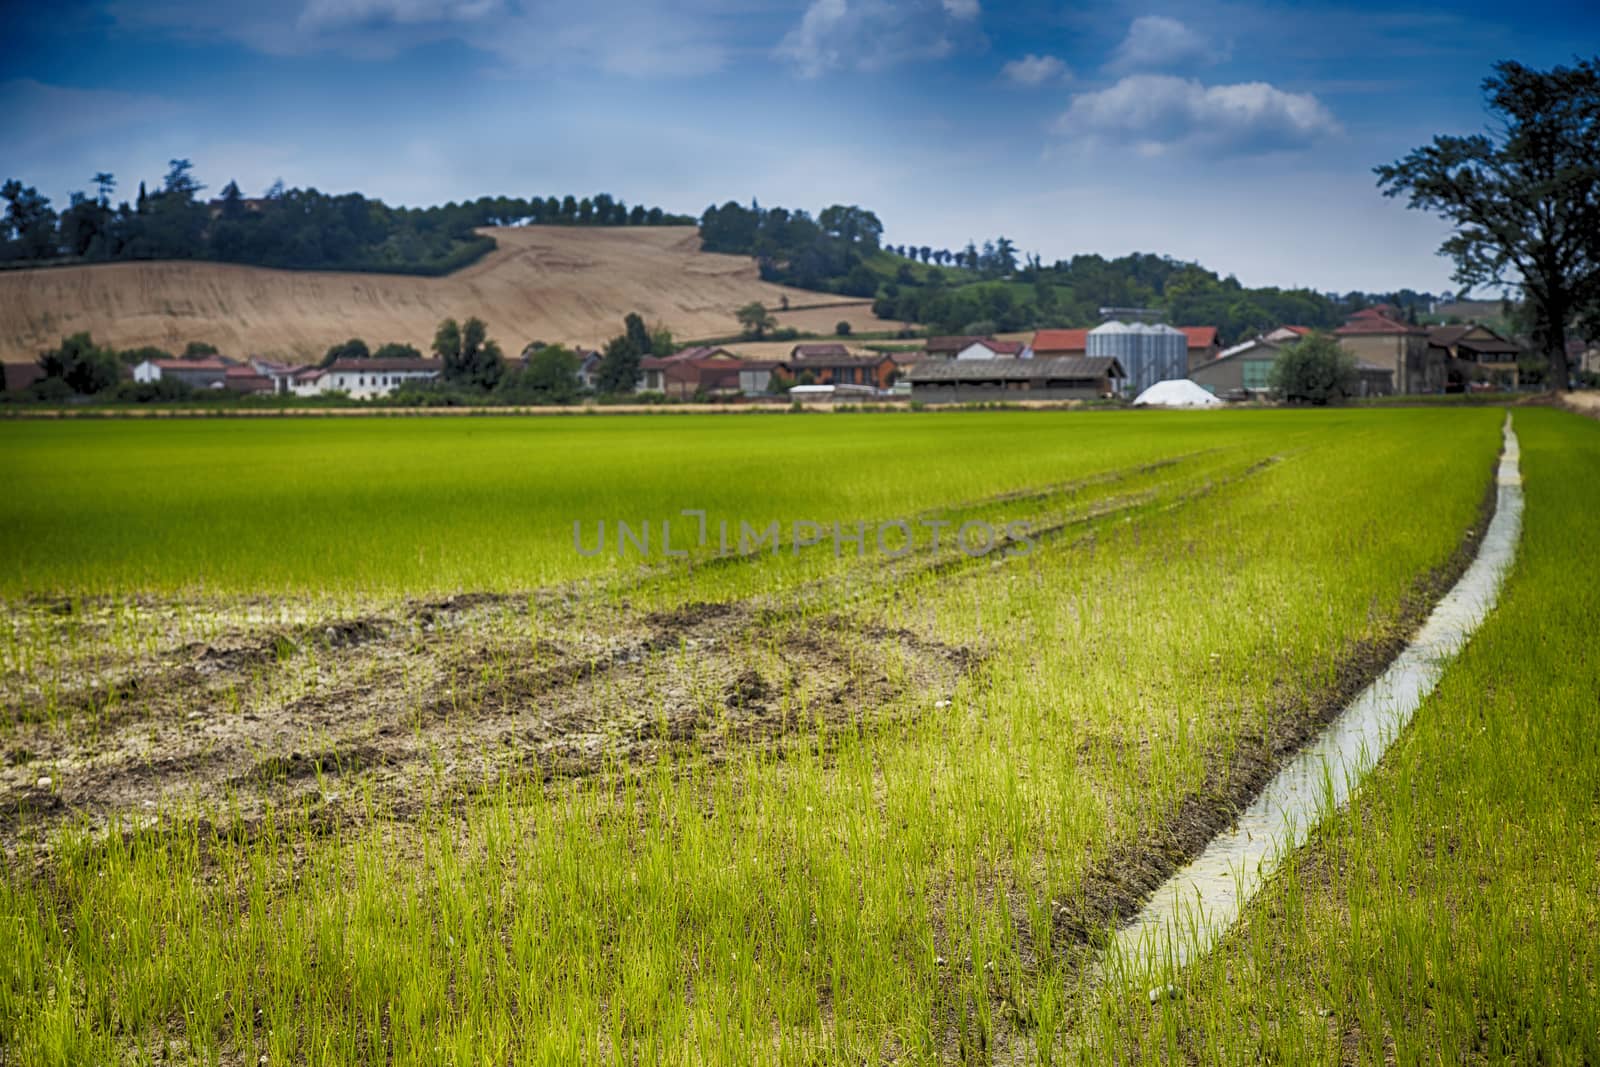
(37, 332, 120, 395)
(434, 316, 503, 389)
(93, 172, 116, 207)
(1, 181, 58, 260)
(596, 334, 642, 395)
(1376, 57, 1600, 389)
(736, 302, 777, 339)
(624, 312, 653, 355)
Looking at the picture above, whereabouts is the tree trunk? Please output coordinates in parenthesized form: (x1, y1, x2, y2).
(1541, 296, 1571, 392)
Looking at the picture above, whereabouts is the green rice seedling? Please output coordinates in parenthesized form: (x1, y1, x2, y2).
(1077, 407, 1600, 1063)
(0, 407, 1518, 1063)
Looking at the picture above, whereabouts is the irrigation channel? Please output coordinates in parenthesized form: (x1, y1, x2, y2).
(1104, 413, 1524, 987)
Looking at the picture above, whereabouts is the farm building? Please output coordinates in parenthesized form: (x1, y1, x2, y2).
(904, 356, 1123, 402)
(1033, 326, 1218, 371)
(1427, 324, 1523, 388)
(1335, 308, 1441, 394)
(1191, 338, 1283, 397)
(1087, 323, 1188, 396)
(294, 358, 442, 399)
(131, 358, 228, 390)
(955, 339, 1030, 360)
(922, 336, 986, 359)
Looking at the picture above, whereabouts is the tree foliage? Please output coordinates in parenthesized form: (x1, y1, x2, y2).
(321, 338, 370, 367)
(1376, 57, 1600, 389)
(592, 312, 670, 395)
(433, 317, 504, 390)
(0, 165, 692, 274)
(736, 302, 777, 339)
(372, 342, 423, 360)
(502, 345, 580, 404)
(37, 332, 121, 395)
(1270, 332, 1359, 405)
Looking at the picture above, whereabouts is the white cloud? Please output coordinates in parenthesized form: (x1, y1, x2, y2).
(1108, 15, 1215, 72)
(106, 0, 729, 73)
(296, 0, 502, 32)
(1056, 75, 1341, 156)
(1002, 53, 1068, 86)
(777, 0, 985, 78)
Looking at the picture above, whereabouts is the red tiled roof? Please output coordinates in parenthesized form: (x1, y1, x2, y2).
(1279, 325, 1311, 336)
(925, 335, 986, 353)
(326, 358, 442, 372)
(1180, 326, 1218, 349)
(1031, 329, 1089, 353)
(154, 358, 227, 370)
(1335, 315, 1424, 336)
(963, 339, 1026, 356)
(790, 343, 852, 360)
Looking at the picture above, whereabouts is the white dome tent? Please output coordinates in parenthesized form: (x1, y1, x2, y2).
(1132, 379, 1225, 408)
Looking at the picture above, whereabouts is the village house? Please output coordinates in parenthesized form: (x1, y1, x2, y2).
(737, 361, 780, 395)
(1570, 338, 1600, 378)
(1334, 308, 1440, 394)
(1427, 324, 1524, 388)
(573, 349, 604, 390)
(637, 347, 739, 393)
(2, 362, 45, 393)
(223, 365, 276, 396)
(904, 356, 1123, 403)
(294, 357, 442, 399)
(776, 347, 896, 390)
(131, 357, 229, 390)
(250, 358, 308, 396)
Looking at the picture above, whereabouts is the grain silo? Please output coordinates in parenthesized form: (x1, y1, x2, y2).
(1087, 322, 1189, 396)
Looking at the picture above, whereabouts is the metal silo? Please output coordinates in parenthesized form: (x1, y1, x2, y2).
(1088, 321, 1189, 395)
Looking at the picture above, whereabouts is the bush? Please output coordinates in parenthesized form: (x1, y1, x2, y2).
(111, 378, 195, 403)
(835, 321, 852, 336)
(1270, 332, 1359, 405)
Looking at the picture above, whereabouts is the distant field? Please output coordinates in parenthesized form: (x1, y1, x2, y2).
(1, 408, 1518, 1062)
(0, 227, 899, 366)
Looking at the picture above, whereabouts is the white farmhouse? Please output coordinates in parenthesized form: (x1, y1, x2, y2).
(294, 357, 442, 399)
(131, 358, 228, 389)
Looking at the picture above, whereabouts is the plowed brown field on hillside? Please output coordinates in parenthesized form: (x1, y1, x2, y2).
(0, 226, 900, 365)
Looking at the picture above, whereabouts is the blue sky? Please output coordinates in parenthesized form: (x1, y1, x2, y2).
(2, 0, 1594, 292)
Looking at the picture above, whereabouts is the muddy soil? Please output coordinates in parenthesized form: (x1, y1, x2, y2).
(0, 590, 977, 856)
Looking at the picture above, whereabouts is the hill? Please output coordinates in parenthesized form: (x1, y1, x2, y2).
(0, 226, 899, 366)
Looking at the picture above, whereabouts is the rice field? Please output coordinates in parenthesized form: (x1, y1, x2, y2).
(3, 405, 1579, 1063)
